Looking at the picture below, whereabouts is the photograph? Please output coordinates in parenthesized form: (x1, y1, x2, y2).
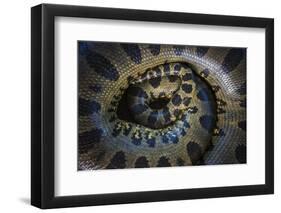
(78, 41, 247, 170)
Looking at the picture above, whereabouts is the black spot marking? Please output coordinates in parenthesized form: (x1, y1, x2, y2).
(174, 45, 184, 55)
(79, 98, 101, 116)
(148, 111, 158, 125)
(86, 52, 119, 81)
(128, 86, 148, 99)
(176, 158, 185, 166)
(157, 156, 171, 167)
(121, 43, 142, 64)
(217, 99, 227, 106)
(221, 48, 246, 74)
(135, 156, 149, 168)
(131, 129, 142, 146)
(197, 87, 212, 101)
(112, 123, 122, 137)
(109, 115, 117, 122)
(130, 104, 148, 115)
(162, 135, 169, 144)
(162, 107, 171, 123)
(235, 144, 246, 163)
(79, 129, 103, 147)
(181, 129, 187, 136)
(187, 142, 202, 164)
(196, 47, 209, 57)
(173, 109, 181, 117)
(89, 84, 102, 93)
(172, 94, 182, 106)
(238, 120, 246, 131)
(149, 76, 162, 88)
(212, 85, 221, 93)
(199, 115, 215, 133)
(217, 108, 226, 114)
(183, 97, 191, 106)
(182, 73, 192, 81)
(169, 133, 179, 144)
(182, 84, 193, 93)
(106, 151, 126, 169)
(174, 64, 181, 71)
(237, 82, 246, 95)
(200, 69, 210, 78)
(148, 44, 160, 56)
(168, 75, 178, 82)
(163, 63, 170, 74)
(146, 138, 156, 147)
(239, 99, 246, 108)
(188, 106, 198, 114)
(123, 124, 132, 136)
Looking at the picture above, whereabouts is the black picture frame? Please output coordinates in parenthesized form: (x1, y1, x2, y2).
(31, 3, 274, 209)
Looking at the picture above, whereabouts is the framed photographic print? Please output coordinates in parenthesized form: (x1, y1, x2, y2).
(31, 4, 274, 209)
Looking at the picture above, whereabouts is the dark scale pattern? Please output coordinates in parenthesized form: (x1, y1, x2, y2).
(196, 47, 209, 58)
(146, 138, 156, 147)
(121, 43, 142, 64)
(168, 133, 179, 144)
(173, 109, 181, 117)
(239, 98, 246, 108)
(89, 84, 102, 93)
(123, 124, 132, 136)
(199, 115, 215, 133)
(106, 151, 126, 169)
(162, 107, 171, 123)
(112, 124, 122, 137)
(183, 97, 191, 106)
(182, 73, 192, 81)
(149, 76, 162, 88)
(173, 45, 185, 56)
(148, 44, 161, 56)
(176, 158, 185, 166)
(157, 156, 171, 167)
(200, 69, 210, 78)
(79, 128, 103, 147)
(188, 106, 198, 114)
(237, 82, 246, 95)
(238, 120, 246, 131)
(182, 84, 193, 93)
(79, 98, 101, 116)
(168, 75, 178, 82)
(131, 130, 142, 146)
(172, 94, 182, 106)
(135, 156, 149, 168)
(86, 51, 119, 81)
(235, 144, 246, 163)
(162, 135, 169, 144)
(221, 48, 246, 74)
(186, 142, 202, 164)
(174, 64, 181, 71)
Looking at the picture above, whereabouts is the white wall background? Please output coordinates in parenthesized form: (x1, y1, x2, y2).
(0, 0, 279, 212)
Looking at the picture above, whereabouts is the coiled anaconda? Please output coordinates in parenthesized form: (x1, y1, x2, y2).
(78, 42, 246, 170)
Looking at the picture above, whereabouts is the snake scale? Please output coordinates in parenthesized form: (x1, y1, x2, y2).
(78, 42, 246, 170)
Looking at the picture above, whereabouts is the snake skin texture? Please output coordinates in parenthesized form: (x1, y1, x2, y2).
(78, 42, 246, 170)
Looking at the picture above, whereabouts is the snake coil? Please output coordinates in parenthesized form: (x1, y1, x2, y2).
(78, 42, 246, 170)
